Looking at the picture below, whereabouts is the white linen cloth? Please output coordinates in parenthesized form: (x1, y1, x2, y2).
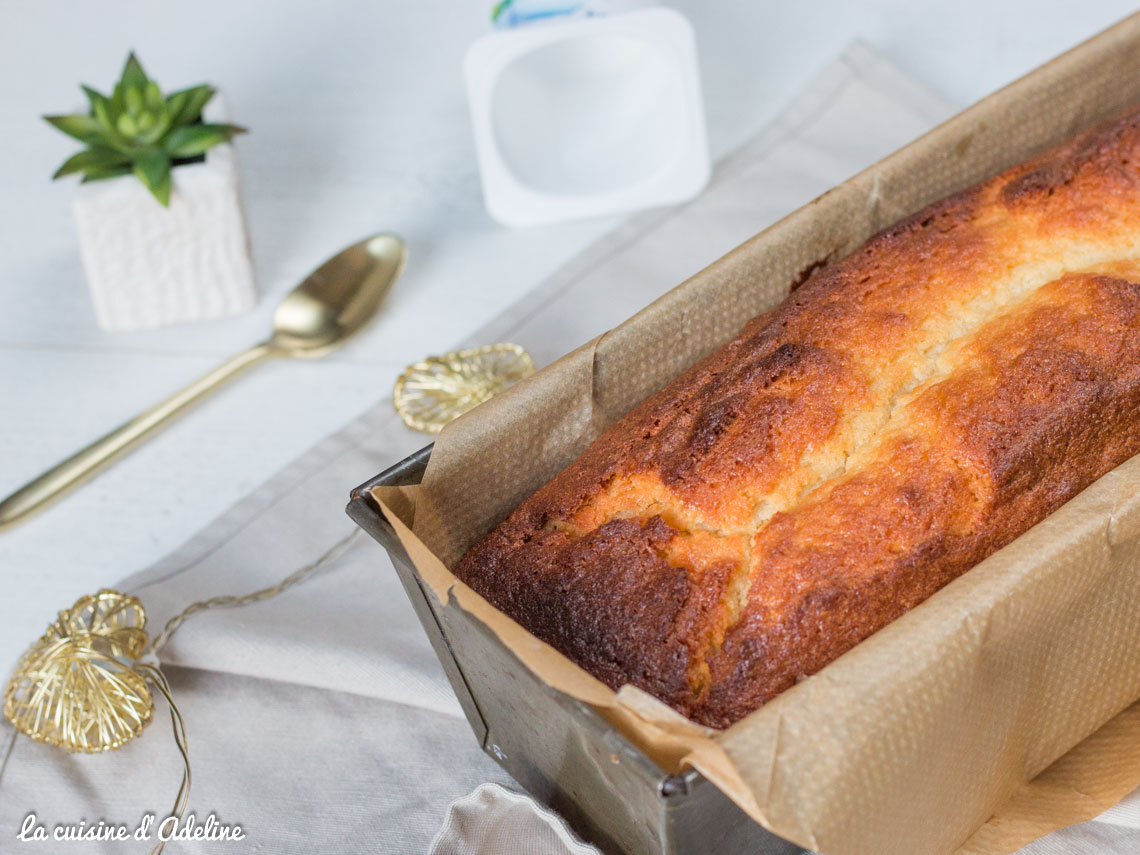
(2, 43, 1135, 854)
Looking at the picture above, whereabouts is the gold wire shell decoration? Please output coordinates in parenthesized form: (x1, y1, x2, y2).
(4, 589, 153, 753)
(394, 342, 536, 433)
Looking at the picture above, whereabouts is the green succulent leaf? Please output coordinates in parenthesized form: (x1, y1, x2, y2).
(163, 122, 244, 157)
(116, 112, 140, 138)
(163, 91, 187, 126)
(138, 109, 171, 145)
(80, 164, 134, 183)
(43, 114, 106, 145)
(144, 80, 163, 112)
(82, 85, 115, 131)
(52, 146, 131, 179)
(165, 84, 216, 126)
(124, 85, 144, 117)
(133, 146, 172, 206)
(80, 84, 109, 113)
(93, 99, 117, 136)
(120, 53, 149, 93)
(491, 0, 513, 22)
(110, 82, 126, 118)
(78, 85, 131, 152)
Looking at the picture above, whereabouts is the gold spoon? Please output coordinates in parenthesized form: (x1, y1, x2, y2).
(0, 233, 407, 531)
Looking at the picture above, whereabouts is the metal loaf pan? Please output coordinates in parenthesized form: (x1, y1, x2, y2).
(348, 447, 803, 855)
(348, 14, 1140, 854)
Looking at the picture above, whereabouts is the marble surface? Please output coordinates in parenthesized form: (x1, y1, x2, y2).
(1, 0, 1136, 673)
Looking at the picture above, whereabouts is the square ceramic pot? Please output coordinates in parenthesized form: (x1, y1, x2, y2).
(72, 93, 256, 332)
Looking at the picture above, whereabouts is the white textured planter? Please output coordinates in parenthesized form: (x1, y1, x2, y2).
(72, 95, 256, 332)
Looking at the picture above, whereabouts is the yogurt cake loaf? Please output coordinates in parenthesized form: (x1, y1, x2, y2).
(455, 107, 1140, 728)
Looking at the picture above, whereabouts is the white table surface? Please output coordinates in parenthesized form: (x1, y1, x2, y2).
(1, 0, 1136, 674)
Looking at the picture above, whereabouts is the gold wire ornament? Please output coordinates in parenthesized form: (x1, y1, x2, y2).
(5, 589, 152, 752)
(393, 342, 536, 433)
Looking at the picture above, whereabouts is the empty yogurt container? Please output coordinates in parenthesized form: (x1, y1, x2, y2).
(465, 6, 710, 226)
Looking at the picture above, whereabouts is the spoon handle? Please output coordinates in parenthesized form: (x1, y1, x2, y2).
(0, 342, 274, 531)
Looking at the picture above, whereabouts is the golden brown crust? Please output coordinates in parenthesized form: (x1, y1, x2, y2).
(455, 106, 1140, 728)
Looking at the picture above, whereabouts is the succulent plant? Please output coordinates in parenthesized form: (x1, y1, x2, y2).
(44, 53, 246, 207)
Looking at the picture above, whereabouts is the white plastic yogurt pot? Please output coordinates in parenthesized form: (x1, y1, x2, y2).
(465, 6, 710, 226)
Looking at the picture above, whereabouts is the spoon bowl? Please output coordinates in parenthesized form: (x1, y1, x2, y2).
(269, 234, 406, 357)
(0, 232, 407, 531)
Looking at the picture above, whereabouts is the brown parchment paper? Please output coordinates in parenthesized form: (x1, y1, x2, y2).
(376, 13, 1140, 855)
